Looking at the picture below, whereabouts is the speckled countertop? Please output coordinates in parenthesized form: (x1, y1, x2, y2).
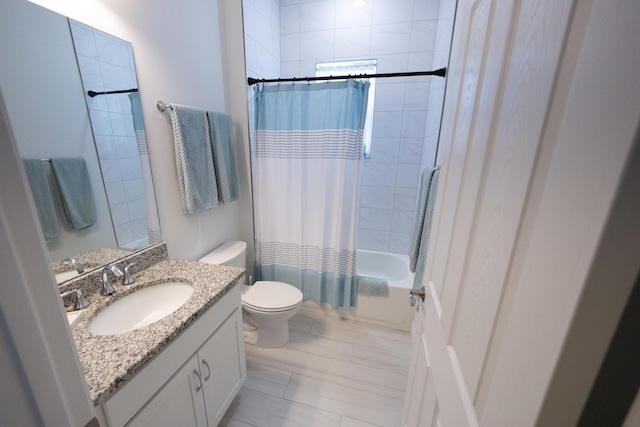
(69, 257, 244, 404)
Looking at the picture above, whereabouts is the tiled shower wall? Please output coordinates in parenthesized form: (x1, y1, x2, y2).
(278, 0, 443, 254)
(70, 21, 147, 249)
(244, 0, 281, 141)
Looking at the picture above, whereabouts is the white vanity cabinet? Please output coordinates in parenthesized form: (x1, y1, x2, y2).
(99, 283, 246, 427)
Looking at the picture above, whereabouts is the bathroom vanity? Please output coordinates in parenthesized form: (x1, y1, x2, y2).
(62, 243, 246, 427)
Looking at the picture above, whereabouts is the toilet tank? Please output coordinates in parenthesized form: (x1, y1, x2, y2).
(199, 241, 247, 269)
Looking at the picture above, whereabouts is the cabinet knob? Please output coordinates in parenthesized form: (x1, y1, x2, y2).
(202, 359, 211, 382)
(193, 368, 202, 392)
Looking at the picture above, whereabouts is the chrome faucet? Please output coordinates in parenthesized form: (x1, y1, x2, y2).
(122, 261, 138, 285)
(62, 257, 84, 273)
(60, 289, 90, 310)
(101, 264, 123, 296)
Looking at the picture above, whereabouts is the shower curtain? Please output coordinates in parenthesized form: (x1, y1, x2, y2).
(252, 79, 370, 309)
(129, 92, 162, 244)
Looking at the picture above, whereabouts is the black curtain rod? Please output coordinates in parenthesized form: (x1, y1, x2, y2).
(87, 88, 139, 97)
(247, 67, 446, 86)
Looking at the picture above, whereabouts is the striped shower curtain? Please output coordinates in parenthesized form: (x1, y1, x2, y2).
(252, 80, 370, 309)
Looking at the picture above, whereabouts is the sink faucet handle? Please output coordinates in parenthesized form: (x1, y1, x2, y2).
(122, 261, 138, 285)
(63, 258, 84, 273)
(60, 289, 90, 310)
(101, 264, 123, 296)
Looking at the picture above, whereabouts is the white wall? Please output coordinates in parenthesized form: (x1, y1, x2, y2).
(278, 0, 444, 254)
(28, 0, 254, 261)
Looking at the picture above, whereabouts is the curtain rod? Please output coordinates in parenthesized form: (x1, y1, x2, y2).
(247, 67, 446, 86)
(87, 88, 139, 98)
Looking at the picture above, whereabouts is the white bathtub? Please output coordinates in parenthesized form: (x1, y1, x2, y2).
(300, 249, 415, 331)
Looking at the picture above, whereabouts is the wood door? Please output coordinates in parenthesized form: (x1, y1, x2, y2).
(403, 0, 640, 425)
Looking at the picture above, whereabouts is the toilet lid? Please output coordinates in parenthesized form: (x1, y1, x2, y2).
(241, 281, 303, 312)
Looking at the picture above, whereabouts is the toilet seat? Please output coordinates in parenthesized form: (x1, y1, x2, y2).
(241, 281, 303, 313)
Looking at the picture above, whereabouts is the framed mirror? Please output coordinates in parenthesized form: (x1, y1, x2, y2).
(0, 2, 161, 284)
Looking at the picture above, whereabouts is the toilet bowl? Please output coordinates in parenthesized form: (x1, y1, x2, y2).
(199, 241, 303, 348)
(241, 281, 303, 348)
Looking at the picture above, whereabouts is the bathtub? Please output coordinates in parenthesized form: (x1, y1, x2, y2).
(300, 249, 415, 332)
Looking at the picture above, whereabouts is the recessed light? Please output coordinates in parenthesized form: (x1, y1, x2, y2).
(353, 0, 365, 7)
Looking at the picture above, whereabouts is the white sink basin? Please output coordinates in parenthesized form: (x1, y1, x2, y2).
(88, 282, 194, 336)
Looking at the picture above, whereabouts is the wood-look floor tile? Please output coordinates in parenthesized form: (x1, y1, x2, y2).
(224, 388, 341, 427)
(286, 330, 354, 362)
(351, 344, 411, 376)
(300, 311, 411, 344)
(340, 416, 383, 427)
(284, 374, 403, 427)
(219, 416, 256, 427)
(247, 346, 407, 398)
(244, 361, 292, 398)
(288, 313, 316, 333)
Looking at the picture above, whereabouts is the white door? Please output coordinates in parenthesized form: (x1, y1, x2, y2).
(403, 0, 640, 425)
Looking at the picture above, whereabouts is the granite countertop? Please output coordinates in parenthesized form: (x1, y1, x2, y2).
(70, 258, 245, 404)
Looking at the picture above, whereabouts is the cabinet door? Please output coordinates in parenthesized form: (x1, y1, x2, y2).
(127, 354, 207, 427)
(199, 308, 247, 426)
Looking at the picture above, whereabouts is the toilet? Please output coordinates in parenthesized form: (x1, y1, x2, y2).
(199, 241, 303, 348)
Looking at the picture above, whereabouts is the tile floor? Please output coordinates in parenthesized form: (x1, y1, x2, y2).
(222, 310, 412, 427)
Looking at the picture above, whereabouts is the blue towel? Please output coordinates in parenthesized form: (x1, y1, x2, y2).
(50, 157, 97, 229)
(357, 275, 389, 297)
(409, 167, 440, 290)
(170, 105, 219, 213)
(22, 159, 59, 242)
(207, 111, 240, 203)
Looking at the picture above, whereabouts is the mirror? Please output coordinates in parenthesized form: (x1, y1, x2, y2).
(0, 2, 161, 284)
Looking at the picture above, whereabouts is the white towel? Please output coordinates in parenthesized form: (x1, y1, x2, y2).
(170, 105, 219, 213)
(409, 167, 440, 290)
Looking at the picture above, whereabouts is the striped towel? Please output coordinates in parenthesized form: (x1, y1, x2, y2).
(207, 111, 240, 203)
(409, 167, 440, 290)
(170, 105, 219, 213)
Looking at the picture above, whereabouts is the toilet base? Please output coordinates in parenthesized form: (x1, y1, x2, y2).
(242, 305, 300, 349)
(255, 321, 290, 348)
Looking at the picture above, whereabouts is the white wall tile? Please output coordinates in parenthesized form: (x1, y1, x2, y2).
(389, 232, 411, 254)
(372, 111, 402, 138)
(110, 202, 131, 225)
(359, 207, 392, 231)
(362, 162, 397, 187)
(119, 158, 143, 180)
(124, 178, 144, 201)
(404, 81, 430, 110)
(333, 27, 371, 58)
(410, 20, 437, 52)
(114, 221, 133, 245)
(398, 137, 423, 163)
(374, 82, 406, 111)
(281, 5, 300, 34)
(412, 0, 441, 20)
(280, 33, 300, 62)
(300, 30, 334, 60)
(372, 0, 415, 25)
(300, 0, 335, 31)
(360, 186, 395, 209)
(393, 187, 418, 211)
(358, 229, 390, 252)
(391, 209, 413, 233)
(368, 137, 400, 163)
(127, 198, 147, 221)
(335, 0, 373, 28)
(401, 110, 428, 137)
(370, 23, 411, 55)
(99, 159, 122, 183)
(395, 162, 420, 188)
